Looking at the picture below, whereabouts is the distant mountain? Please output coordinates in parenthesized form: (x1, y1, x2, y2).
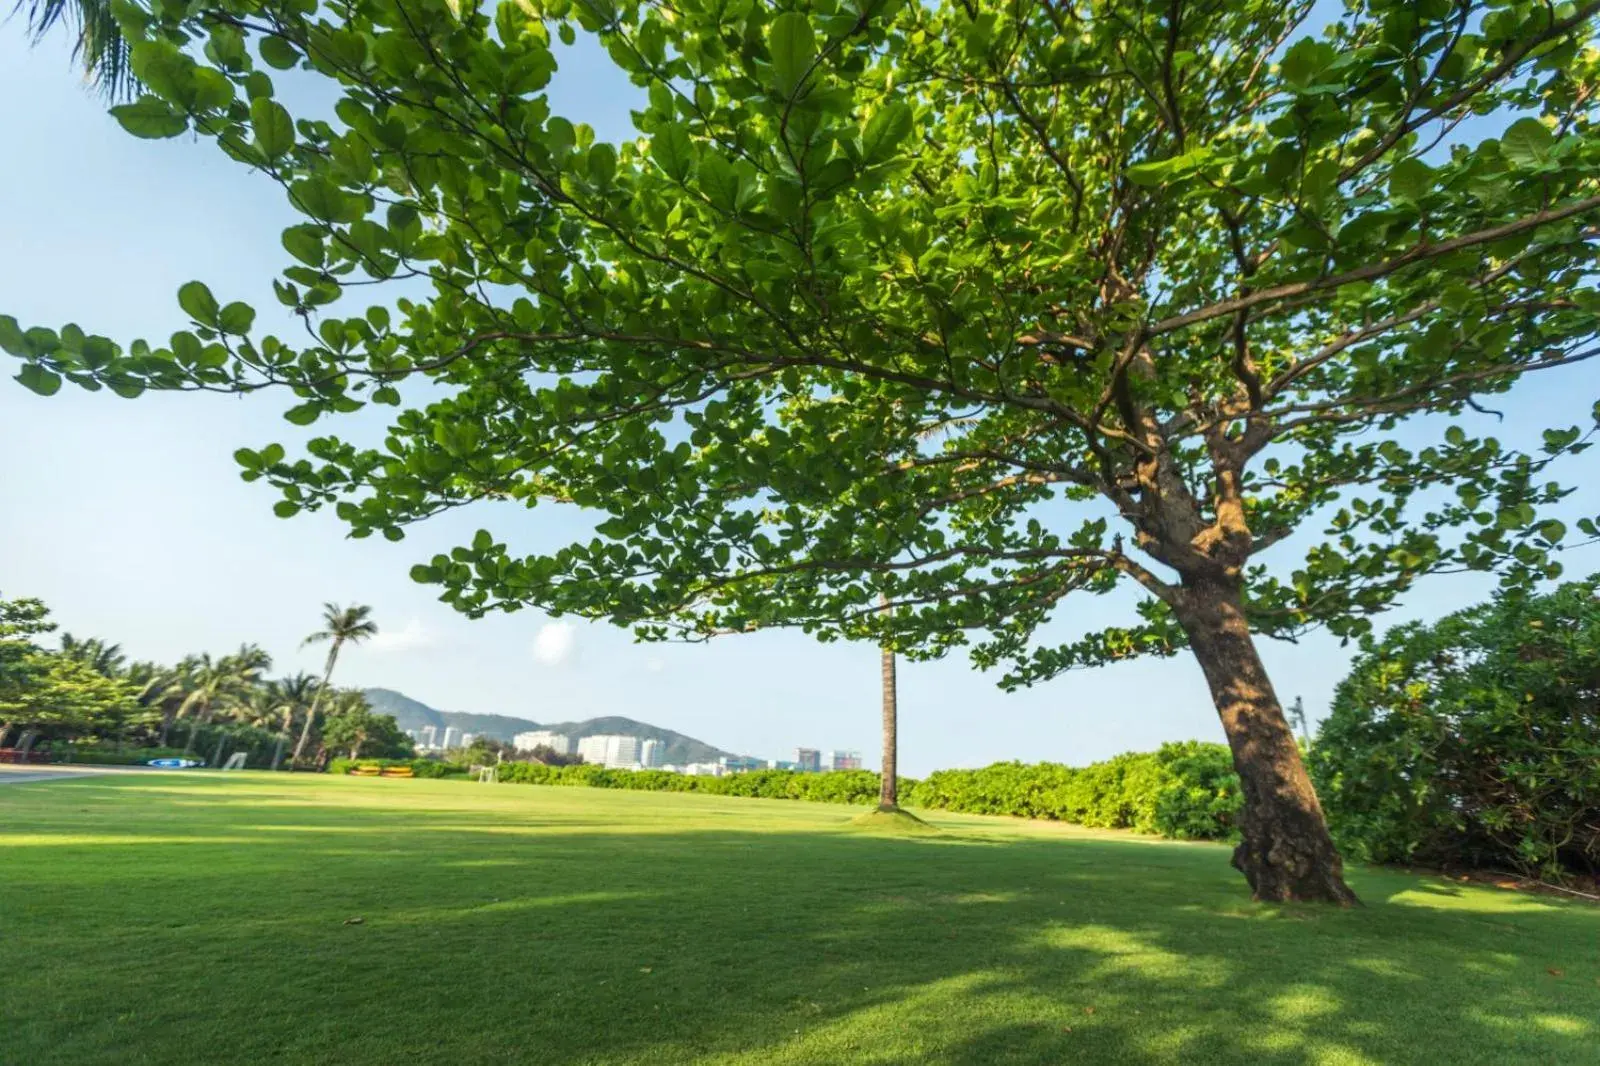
(364, 688, 544, 742)
(362, 688, 734, 765)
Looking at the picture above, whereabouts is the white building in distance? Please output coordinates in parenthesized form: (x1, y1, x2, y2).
(441, 726, 460, 750)
(684, 762, 724, 777)
(513, 730, 574, 754)
(578, 734, 640, 768)
(640, 739, 664, 768)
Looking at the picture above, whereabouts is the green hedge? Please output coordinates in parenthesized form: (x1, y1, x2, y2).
(60, 745, 208, 766)
(327, 758, 466, 778)
(495, 762, 894, 804)
(906, 742, 1241, 839)
(487, 743, 1241, 841)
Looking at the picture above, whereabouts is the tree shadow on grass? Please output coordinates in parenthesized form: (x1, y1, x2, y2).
(1, 777, 1597, 1065)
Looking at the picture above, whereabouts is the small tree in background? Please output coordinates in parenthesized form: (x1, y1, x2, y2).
(7, 0, 1600, 900)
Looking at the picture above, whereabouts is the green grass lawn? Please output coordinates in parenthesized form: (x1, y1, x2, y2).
(1, 773, 1596, 1065)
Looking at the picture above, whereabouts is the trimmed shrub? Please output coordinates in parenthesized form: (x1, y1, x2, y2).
(906, 743, 1241, 840)
(1311, 578, 1600, 879)
(328, 758, 464, 778)
(360, 743, 1241, 843)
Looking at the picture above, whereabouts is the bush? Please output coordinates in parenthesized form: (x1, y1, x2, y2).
(327, 758, 465, 778)
(62, 745, 206, 766)
(1311, 577, 1600, 880)
(356, 744, 1241, 843)
(906, 743, 1241, 840)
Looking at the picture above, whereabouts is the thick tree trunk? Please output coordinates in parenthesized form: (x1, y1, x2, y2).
(270, 732, 288, 772)
(210, 732, 227, 769)
(1173, 576, 1358, 905)
(159, 710, 174, 748)
(0, 722, 11, 749)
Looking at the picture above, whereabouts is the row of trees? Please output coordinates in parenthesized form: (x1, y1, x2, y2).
(0, 596, 408, 768)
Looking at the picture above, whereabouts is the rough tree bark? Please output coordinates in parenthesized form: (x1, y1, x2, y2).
(1172, 575, 1358, 905)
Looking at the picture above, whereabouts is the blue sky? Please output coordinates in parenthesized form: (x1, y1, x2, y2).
(2, 26, 1596, 774)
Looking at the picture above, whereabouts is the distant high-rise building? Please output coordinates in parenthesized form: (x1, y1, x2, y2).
(828, 751, 862, 771)
(794, 748, 822, 773)
(461, 733, 477, 748)
(421, 725, 438, 749)
(577, 734, 641, 768)
(441, 726, 460, 749)
(640, 739, 664, 768)
(513, 730, 574, 754)
(720, 755, 767, 773)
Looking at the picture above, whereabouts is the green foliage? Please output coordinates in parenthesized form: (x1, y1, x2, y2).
(65, 744, 217, 766)
(6, 0, 1598, 694)
(327, 757, 463, 778)
(909, 743, 1242, 840)
(485, 744, 1241, 841)
(0, 593, 142, 740)
(493, 762, 895, 805)
(1311, 577, 1600, 880)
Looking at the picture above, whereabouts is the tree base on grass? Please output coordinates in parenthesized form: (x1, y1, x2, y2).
(848, 808, 940, 835)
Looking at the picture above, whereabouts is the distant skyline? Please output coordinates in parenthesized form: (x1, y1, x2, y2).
(4, 29, 1598, 775)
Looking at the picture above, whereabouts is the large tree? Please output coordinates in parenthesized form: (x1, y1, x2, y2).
(6, 0, 1600, 901)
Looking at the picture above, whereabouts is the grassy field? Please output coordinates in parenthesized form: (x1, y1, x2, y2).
(1, 773, 1596, 1065)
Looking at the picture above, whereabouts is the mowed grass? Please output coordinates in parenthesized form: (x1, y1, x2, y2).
(1, 774, 1597, 1065)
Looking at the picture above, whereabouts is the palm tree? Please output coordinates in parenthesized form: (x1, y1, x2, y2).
(59, 633, 126, 676)
(291, 604, 377, 768)
(176, 645, 271, 754)
(264, 673, 317, 772)
(877, 593, 900, 812)
(12, 0, 136, 101)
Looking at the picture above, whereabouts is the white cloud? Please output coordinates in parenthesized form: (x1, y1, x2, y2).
(365, 618, 433, 653)
(532, 622, 578, 667)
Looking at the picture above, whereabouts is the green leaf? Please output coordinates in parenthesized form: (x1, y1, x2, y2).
(260, 35, 300, 71)
(273, 500, 301, 518)
(283, 402, 321, 425)
(290, 176, 363, 223)
(1388, 158, 1433, 203)
(587, 143, 617, 186)
(177, 281, 220, 324)
(0, 315, 31, 356)
(1125, 147, 1214, 187)
(1500, 118, 1554, 169)
(16, 364, 62, 396)
(768, 11, 816, 98)
(218, 302, 256, 334)
(652, 123, 693, 181)
(251, 98, 295, 159)
(282, 224, 326, 266)
(860, 102, 912, 165)
(109, 96, 187, 139)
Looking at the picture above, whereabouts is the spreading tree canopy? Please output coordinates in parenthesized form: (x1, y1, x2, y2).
(6, 0, 1600, 900)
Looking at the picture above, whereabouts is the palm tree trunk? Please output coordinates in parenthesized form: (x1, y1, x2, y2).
(878, 593, 898, 812)
(0, 722, 12, 749)
(210, 731, 227, 769)
(271, 708, 292, 771)
(291, 642, 341, 769)
(159, 709, 175, 748)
